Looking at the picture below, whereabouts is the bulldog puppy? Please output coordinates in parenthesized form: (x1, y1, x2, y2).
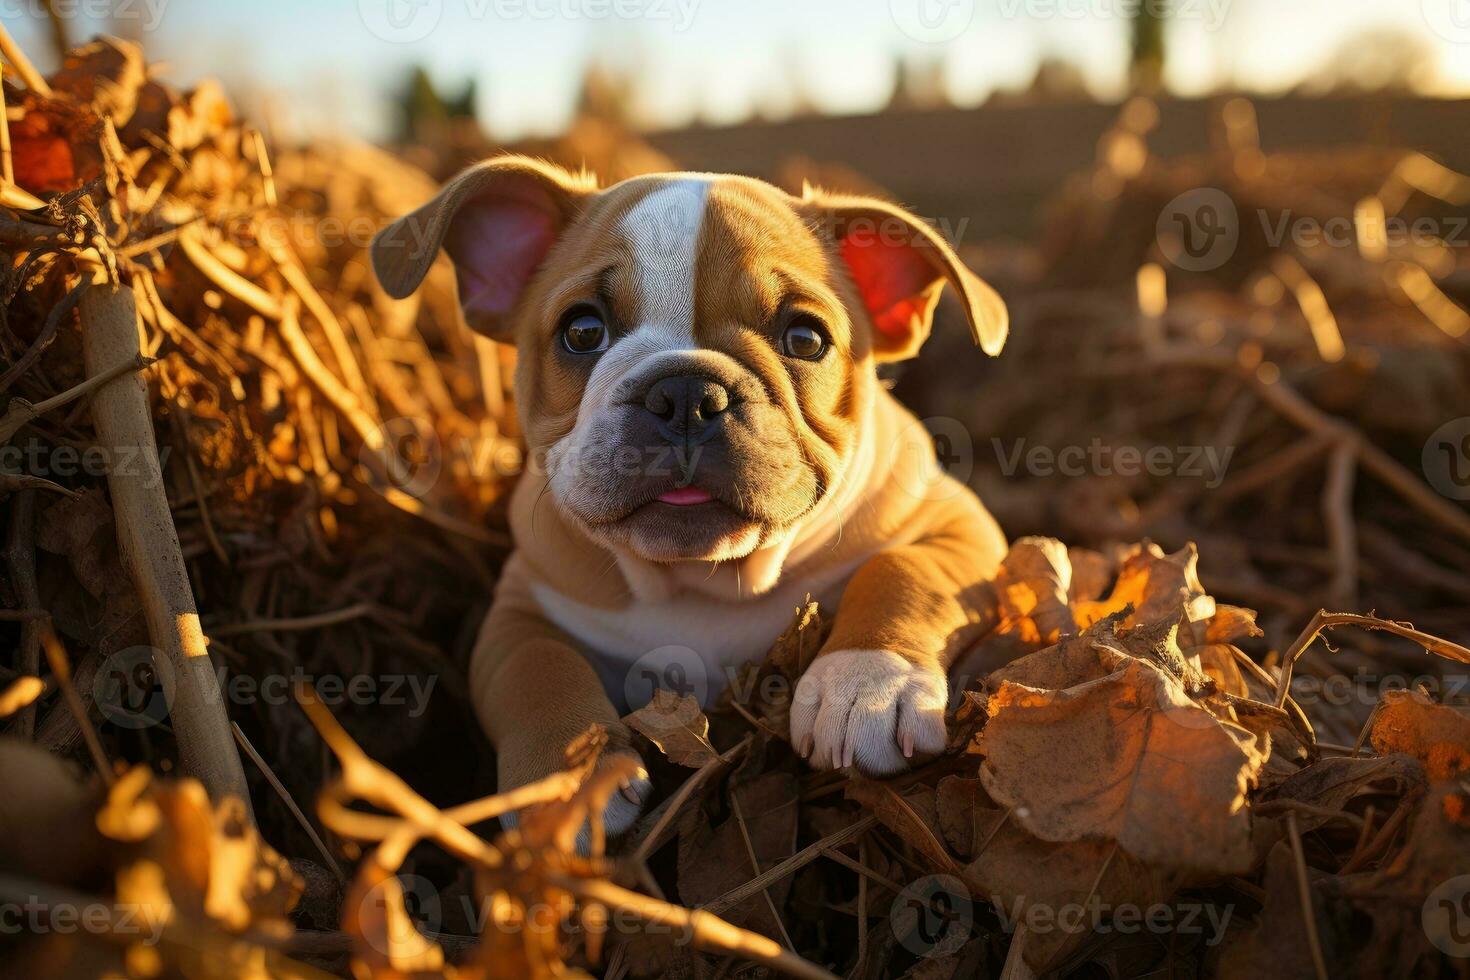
(371, 157, 1009, 836)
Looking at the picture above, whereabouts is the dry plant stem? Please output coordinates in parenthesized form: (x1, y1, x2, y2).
(3, 490, 40, 736)
(1271, 609, 1470, 708)
(705, 815, 879, 915)
(1322, 439, 1359, 609)
(232, 722, 344, 882)
(0, 280, 86, 394)
(268, 242, 376, 416)
(297, 691, 834, 980)
(632, 733, 752, 862)
(79, 280, 251, 811)
(277, 297, 381, 450)
(178, 225, 282, 318)
(820, 844, 904, 894)
(0, 21, 53, 97)
(37, 621, 110, 781)
(211, 601, 376, 637)
(1286, 812, 1329, 980)
(1339, 798, 1414, 875)
(998, 923, 1037, 980)
(297, 684, 501, 867)
(1117, 345, 1470, 545)
(0, 350, 150, 441)
(728, 789, 797, 950)
(0, 80, 12, 185)
(567, 876, 840, 980)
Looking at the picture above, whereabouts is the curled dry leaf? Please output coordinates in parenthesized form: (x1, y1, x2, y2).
(993, 536, 1076, 647)
(979, 623, 1265, 875)
(626, 689, 718, 768)
(1072, 541, 1215, 631)
(1369, 689, 1470, 783)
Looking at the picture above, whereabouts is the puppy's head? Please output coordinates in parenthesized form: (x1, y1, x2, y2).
(372, 157, 1006, 565)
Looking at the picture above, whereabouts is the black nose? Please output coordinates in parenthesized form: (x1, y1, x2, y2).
(643, 375, 731, 441)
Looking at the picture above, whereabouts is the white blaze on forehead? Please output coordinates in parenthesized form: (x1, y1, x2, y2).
(619, 178, 711, 345)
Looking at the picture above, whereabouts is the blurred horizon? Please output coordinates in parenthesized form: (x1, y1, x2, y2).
(6, 0, 1470, 143)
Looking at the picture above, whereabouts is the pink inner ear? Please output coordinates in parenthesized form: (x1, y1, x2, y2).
(840, 234, 936, 340)
(444, 198, 559, 321)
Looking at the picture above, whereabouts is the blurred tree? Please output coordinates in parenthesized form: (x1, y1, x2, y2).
(1304, 28, 1438, 94)
(888, 57, 949, 112)
(575, 61, 635, 127)
(1130, 0, 1167, 94)
(395, 67, 477, 145)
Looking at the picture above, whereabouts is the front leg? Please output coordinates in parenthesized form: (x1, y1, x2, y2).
(791, 516, 1002, 775)
(469, 599, 651, 838)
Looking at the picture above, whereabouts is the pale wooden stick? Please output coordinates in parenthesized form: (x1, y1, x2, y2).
(0, 21, 53, 97)
(79, 280, 251, 811)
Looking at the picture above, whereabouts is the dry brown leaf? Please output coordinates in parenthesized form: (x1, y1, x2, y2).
(9, 107, 80, 193)
(1192, 644, 1253, 699)
(626, 689, 717, 768)
(675, 771, 800, 937)
(1066, 546, 1115, 604)
(1073, 542, 1215, 631)
(935, 776, 1003, 858)
(1369, 690, 1470, 782)
(767, 596, 827, 680)
(979, 636, 1265, 874)
(1197, 605, 1264, 647)
(1266, 754, 1425, 832)
(1216, 841, 1343, 980)
(960, 807, 1181, 972)
(847, 780, 960, 873)
(954, 537, 1078, 680)
(994, 536, 1077, 647)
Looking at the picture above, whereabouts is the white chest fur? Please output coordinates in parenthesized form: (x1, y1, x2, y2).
(528, 553, 860, 712)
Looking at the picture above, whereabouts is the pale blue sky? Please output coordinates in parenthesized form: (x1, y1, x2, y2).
(6, 0, 1470, 140)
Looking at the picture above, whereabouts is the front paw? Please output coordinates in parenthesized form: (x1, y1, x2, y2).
(790, 650, 948, 775)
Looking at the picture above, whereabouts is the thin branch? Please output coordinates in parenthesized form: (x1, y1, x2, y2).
(1272, 610, 1470, 708)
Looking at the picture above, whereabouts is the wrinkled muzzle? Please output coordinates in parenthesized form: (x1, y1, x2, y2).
(546, 349, 823, 563)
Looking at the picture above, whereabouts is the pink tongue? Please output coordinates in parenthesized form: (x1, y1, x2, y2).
(658, 486, 714, 505)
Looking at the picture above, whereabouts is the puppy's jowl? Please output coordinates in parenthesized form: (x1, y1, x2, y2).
(372, 158, 1010, 836)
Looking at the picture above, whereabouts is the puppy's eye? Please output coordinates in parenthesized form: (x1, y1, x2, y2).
(780, 318, 827, 360)
(561, 309, 609, 354)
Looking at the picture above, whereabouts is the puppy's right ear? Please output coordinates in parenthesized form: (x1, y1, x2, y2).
(370, 156, 595, 342)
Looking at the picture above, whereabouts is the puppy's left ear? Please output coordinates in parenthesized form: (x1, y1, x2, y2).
(803, 191, 1008, 361)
